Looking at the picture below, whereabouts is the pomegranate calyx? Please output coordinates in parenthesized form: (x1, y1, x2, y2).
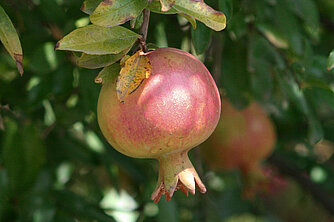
(151, 150, 206, 203)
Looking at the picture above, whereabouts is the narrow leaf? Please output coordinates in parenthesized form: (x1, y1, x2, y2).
(327, 50, 334, 71)
(55, 25, 139, 55)
(81, 0, 102, 14)
(90, 0, 148, 27)
(95, 63, 121, 84)
(160, 0, 175, 12)
(0, 5, 23, 75)
(116, 50, 151, 103)
(77, 48, 129, 69)
(173, 0, 226, 31)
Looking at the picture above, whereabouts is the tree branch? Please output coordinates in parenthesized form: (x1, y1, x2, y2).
(267, 153, 334, 216)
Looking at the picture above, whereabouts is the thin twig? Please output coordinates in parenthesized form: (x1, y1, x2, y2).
(138, 9, 151, 53)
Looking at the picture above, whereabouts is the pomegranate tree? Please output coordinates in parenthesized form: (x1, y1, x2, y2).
(202, 98, 276, 197)
(97, 48, 221, 202)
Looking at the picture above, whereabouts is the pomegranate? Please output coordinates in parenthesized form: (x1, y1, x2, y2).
(97, 48, 221, 202)
(202, 98, 276, 197)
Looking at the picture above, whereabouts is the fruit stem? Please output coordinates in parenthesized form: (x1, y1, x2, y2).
(138, 8, 150, 53)
(151, 150, 206, 203)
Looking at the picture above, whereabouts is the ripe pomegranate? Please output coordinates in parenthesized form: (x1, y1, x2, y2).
(202, 98, 276, 197)
(97, 48, 221, 202)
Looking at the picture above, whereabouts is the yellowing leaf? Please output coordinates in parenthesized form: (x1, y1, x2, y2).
(173, 0, 226, 31)
(160, 0, 175, 12)
(116, 50, 151, 103)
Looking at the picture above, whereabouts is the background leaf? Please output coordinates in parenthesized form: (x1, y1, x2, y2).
(327, 50, 334, 70)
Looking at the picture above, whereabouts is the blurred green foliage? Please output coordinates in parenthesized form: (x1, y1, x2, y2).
(0, 0, 334, 222)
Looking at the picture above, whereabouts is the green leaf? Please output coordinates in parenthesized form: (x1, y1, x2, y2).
(257, 23, 289, 49)
(2, 119, 46, 193)
(218, 0, 233, 22)
(0, 5, 23, 75)
(172, 0, 226, 31)
(192, 22, 212, 54)
(81, 0, 102, 15)
(90, 0, 148, 27)
(51, 190, 116, 222)
(157, 199, 178, 222)
(130, 13, 143, 29)
(77, 48, 129, 69)
(304, 87, 334, 112)
(221, 37, 251, 109)
(160, 0, 175, 12)
(148, 0, 178, 14)
(276, 70, 323, 144)
(248, 35, 283, 101)
(327, 50, 334, 70)
(287, 0, 319, 30)
(95, 63, 121, 84)
(55, 25, 139, 55)
(179, 13, 197, 29)
(274, 0, 303, 54)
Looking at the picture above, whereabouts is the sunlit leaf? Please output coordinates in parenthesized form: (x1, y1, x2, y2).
(116, 50, 151, 102)
(90, 0, 148, 27)
(160, 0, 175, 12)
(55, 25, 139, 55)
(81, 0, 101, 14)
(77, 48, 129, 69)
(95, 63, 121, 84)
(327, 50, 334, 70)
(0, 5, 23, 75)
(173, 0, 226, 31)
